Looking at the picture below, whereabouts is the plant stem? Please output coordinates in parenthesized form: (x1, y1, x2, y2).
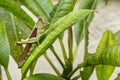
(68, 27, 73, 62)
(84, 20, 89, 55)
(50, 46, 65, 69)
(73, 46, 79, 60)
(72, 74, 81, 80)
(4, 68, 12, 80)
(44, 54, 61, 76)
(58, 38, 68, 63)
(67, 63, 85, 78)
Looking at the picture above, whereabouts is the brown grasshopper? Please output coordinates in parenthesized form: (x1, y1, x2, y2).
(15, 18, 46, 68)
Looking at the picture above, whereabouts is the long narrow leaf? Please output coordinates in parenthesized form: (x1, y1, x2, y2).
(21, 9, 95, 78)
(0, 0, 35, 29)
(0, 21, 10, 68)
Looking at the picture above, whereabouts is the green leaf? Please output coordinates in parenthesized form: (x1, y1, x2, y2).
(96, 65, 114, 80)
(80, 54, 95, 80)
(0, 0, 35, 29)
(11, 14, 31, 39)
(80, 65, 94, 80)
(74, 21, 84, 45)
(23, 73, 65, 80)
(20, 0, 53, 21)
(79, 0, 98, 9)
(0, 20, 10, 68)
(114, 30, 120, 44)
(74, 0, 98, 45)
(96, 30, 115, 52)
(37, 0, 54, 15)
(100, 44, 120, 66)
(84, 44, 120, 66)
(0, 8, 31, 62)
(21, 9, 95, 78)
(96, 30, 115, 80)
(52, 0, 77, 20)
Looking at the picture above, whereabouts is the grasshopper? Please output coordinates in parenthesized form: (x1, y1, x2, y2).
(15, 17, 47, 68)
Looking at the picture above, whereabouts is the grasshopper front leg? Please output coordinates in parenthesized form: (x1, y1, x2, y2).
(15, 35, 41, 45)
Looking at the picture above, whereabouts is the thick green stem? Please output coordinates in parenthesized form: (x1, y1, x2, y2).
(84, 20, 89, 55)
(68, 27, 73, 62)
(58, 38, 68, 63)
(4, 68, 12, 80)
(50, 46, 65, 69)
(44, 54, 61, 76)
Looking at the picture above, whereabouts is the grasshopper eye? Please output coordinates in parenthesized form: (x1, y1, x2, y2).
(38, 17, 43, 21)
